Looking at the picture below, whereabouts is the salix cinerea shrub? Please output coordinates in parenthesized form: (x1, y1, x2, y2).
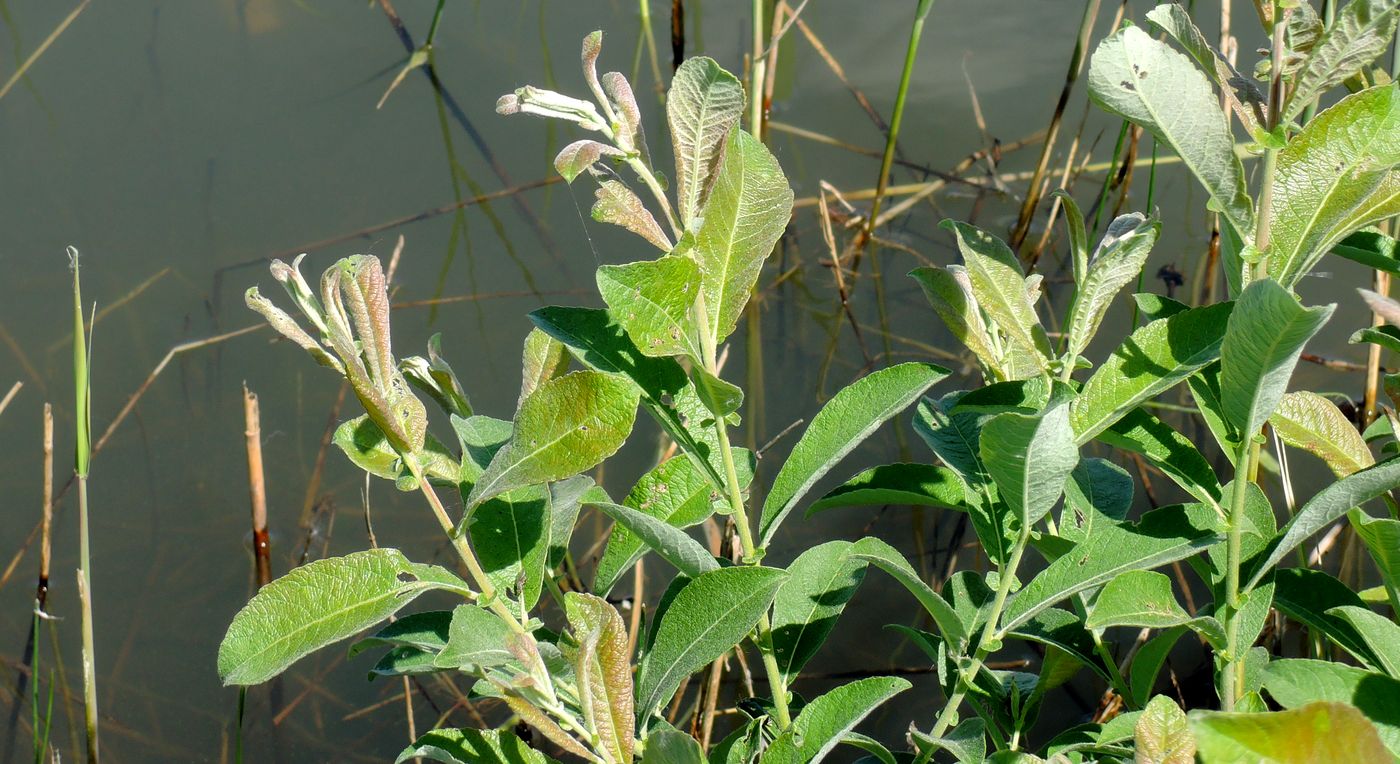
(219, 30, 951, 763)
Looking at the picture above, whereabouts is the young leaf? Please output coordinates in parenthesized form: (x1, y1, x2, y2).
(849, 537, 967, 650)
(333, 415, 460, 488)
(433, 604, 515, 670)
(759, 362, 950, 546)
(589, 501, 719, 579)
(565, 593, 634, 763)
(635, 566, 788, 719)
(689, 366, 744, 418)
(1246, 457, 1400, 590)
(1135, 695, 1195, 764)
(349, 610, 452, 659)
(466, 370, 639, 509)
(1001, 504, 1220, 633)
(1131, 627, 1188, 708)
(1088, 25, 1254, 238)
(554, 139, 624, 182)
(396, 728, 557, 764)
(807, 463, 966, 515)
(1190, 701, 1391, 763)
(771, 540, 869, 681)
(1007, 608, 1113, 683)
(1267, 85, 1400, 286)
(760, 676, 912, 764)
(1283, 1, 1400, 122)
(694, 129, 793, 346)
(667, 57, 744, 227)
(593, 450, 750, 594)
(593, 179, 673, 252)
(597, 256, 703, 360)
(1261, 660, 1400, 757)
(1270, 390, 1374, 477)
(520, 327, 570, 406)
(1060, 457, 1134, 544)
(1070, 301, 1233, 443)
(1219, 279, 1334, 439)
(218, 549, 469, 685)
(1084, 570, 1190, 630)
(980, 398, 1078, 529)
(941, 220, 1053, 371)
(910, 266, 1005, 380)
(1272, 568, 1381, 670)
(913, 394, 1014, 563)
(1063, 214, 1160, 361)
(912, 718, 986, 764)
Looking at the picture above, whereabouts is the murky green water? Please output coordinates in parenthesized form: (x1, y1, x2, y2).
(0, 1, 1372, 761)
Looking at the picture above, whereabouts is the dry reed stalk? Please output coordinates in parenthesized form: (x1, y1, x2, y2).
(243, 384, 272, 589)
(0, 0, 93, 101)
(39, 404, 53, 608)
(0, 381, 21, 418)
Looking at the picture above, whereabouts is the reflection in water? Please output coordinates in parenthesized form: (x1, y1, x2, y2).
(0, 1, 1369, 761)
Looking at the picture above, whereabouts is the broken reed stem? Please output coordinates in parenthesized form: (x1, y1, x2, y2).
(39, 404, 53, 609)
(1011, 0, 1100, 254)
(242, 384, 272, 589)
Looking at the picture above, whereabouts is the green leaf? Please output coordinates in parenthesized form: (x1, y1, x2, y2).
(452, 414, 512, 482)
(520, 327, 570, 407)
(667, 57, 745, 228)
(1088, 25, 1254, 238)
(554, 139, 624, 182)
(1327, 605, 1400, 678)
(690, 366, 744, 418)
(590, 501, 719, 579)
(1353, 323, 1400, 355)
(643, 724, 705, 764)
(1131, 628, 1188, 708)
(1351, 509, 1400, 595)
(771, 541, 868, 681)
(913, 394, 1013, 564)
(1006, 608, 1112, 683)
(636, 566, 787, 718)
(981, 398, 1078, 529)
(694, 129, 794, 346)
(593, 179, 673, 252)
(849, 537, 968, 650)
(349, 610, 451, 658)
(333, 416, 460, 489)
(1334, 228, 1400, 275)
(1096, 407, 1222, 504)
(1220, 279, 1334, 438)
(913, 718, 986, 764)
(1191, 701, 1391, 763)
(565, 593, 634, 763)
(546, 476, 603, 568)
(941, 220, 1052, 371)
(760, 677, 911, 764)
(1070, 301, 1233, 443)
(1283, 2, 1400, 121)
(1247, 457, 1400, 589)
(594, 453, 741, 594)
(1063, 213, 1160, 361)
(1270, 390, 1374, 477)
(597, 256, 704, 360)
(1262, 660, 1400, 758)
(529, 306, 724, 488)
(433, 604, 515, 670)
(218, 549, 469, 685)
(467, 370, 639, 509)
(1084, 570, 1189, 630)
(1272, 568, 1381, 670)
(396, 728, 557, 764)
(1135, 695, 1195, 764)
(910, 266, 1006, 380)
(469, 485, 550, 608)
(1267, 85, 1400, 286)
(807, 463, 966, 515)
(1002, 504, 1220, 633)
(1060, 457, 1133, 544)
(760, 362, 949, 546)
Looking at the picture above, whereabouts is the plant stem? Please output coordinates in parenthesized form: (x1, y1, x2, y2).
(405, 456, 524, 633)
(1222, 439, 1257, 711)
(70, 248, 98, 764)
(928, 529, 1031, 740)
(860, 0, 935, 252)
